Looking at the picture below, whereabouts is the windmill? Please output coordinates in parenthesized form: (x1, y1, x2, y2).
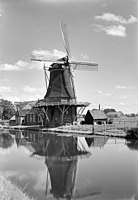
(31, 22, 98, 128)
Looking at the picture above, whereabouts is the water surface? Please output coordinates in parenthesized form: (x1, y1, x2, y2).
(0, 129, 138, 200)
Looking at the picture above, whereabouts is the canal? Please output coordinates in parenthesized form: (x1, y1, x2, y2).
(0, 129, 138, 200)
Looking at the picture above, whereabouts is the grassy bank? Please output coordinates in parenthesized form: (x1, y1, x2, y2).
(0, 175, 36, 200)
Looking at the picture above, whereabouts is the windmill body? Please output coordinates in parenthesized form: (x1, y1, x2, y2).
(31, 23, 98, 128)
(44, 61, 76, 103)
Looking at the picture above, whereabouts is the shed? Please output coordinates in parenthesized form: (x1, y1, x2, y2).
(85, 109, 108, 125)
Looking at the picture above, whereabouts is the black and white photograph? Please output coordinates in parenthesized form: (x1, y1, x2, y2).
(0, 0, 138, 199)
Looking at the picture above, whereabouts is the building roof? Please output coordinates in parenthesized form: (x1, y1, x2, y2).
(89, 109, 108, 120)
(14, 101, 37, 110)
(10, 115, 16, 121)
(22, 101, 37, 110)
(106, 111, 126, 118)
(18, 109, 29, 117)
(106, 112, 118, 118)
(22, 104, 32, 110)
(27, 107, 44, 115)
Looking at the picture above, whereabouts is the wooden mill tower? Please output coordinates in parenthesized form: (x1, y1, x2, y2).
(31, 23, 98, 127)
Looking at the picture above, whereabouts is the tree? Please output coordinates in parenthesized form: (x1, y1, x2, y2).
(0, 99, 15, 120)
(104, 108, 116, 114)
(130, 113, 136, 117)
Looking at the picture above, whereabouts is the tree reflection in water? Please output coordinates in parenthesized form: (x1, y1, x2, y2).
(0, 129, 14, 148)
(126, 139, 138, 151)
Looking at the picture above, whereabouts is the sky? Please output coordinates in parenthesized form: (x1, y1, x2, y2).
(0, 0, 138, 114)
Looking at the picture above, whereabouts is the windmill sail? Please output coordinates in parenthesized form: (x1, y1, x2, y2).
(60, 22, 71, 58)
(71, 62, 98, 71)
(70, 60, 98, 67)
(31, 53, 64, 63)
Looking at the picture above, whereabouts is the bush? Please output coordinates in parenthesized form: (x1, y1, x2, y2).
(126, 128, 138, 139)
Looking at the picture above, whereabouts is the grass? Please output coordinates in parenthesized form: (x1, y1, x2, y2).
(0, 175, 36, 200)
(59, 123, 138, 132)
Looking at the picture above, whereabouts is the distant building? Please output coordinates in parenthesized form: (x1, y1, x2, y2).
(15, 109, 29, 125)
(85, 109, 108, 125)
(106, 111, 125, 119)
(15, 101, 37, 125)
(106, 111, 128, 124)
(9, 115, 16, 126)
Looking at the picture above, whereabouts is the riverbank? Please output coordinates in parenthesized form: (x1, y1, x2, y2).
(1, 124, 138, 139)
(0, 175, 36, 200)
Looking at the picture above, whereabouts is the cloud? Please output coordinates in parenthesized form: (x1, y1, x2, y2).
(120, 95, 127, 99)
(119, 102, 130, 106)
(32, 49, 65, 57)
(6, 94, 43, 103)
(95, 13, 138, 37)
(95, 13, 138, 24)
(0, 49, 66, 71)
(98, 90, 112, 96)
(0, 60, 43, 71)
(0, 78, 9, 83)
(22, 85, 45, 100)
(81, 54, 89, 60)
(116, 85, 136, 89)
(32, 49, 65, 62)
(96, 24, 126, 37)
(2, 85, 46, 102)
(23, 86, 38, 93)
(23, 85, 45, 93)
(0, 86, 12, 93)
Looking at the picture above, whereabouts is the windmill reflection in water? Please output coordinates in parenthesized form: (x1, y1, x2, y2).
(15, 130, 91, 200)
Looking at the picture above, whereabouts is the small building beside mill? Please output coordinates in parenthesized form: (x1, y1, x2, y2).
(15, 101, 36, 125)
(85, 109, 108, 125)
